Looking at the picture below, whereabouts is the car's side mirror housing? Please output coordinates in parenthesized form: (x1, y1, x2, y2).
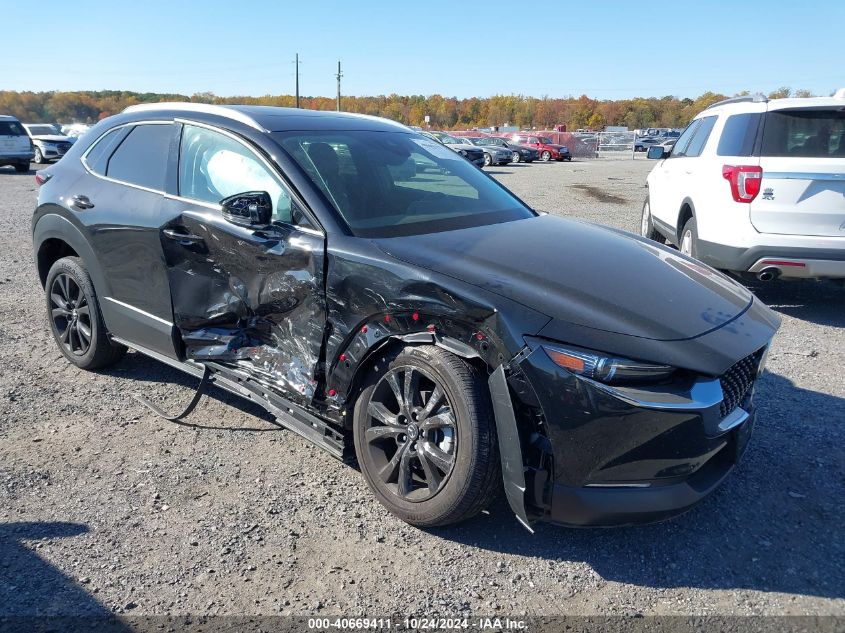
(221, 191, 272, 228)
(647, 146, 668, 160)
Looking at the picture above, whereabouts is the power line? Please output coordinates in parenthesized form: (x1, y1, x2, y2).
(335, 61, 343, 112)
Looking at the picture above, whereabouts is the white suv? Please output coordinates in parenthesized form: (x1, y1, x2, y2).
(642, 90, 845, 281)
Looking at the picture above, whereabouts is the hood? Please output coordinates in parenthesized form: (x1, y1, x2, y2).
(31, 134, 74, 143)
(374, 214, 753, 342)
(448, 143, 482, 151)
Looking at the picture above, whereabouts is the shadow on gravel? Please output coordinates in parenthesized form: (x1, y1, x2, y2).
(438, 371, 844, 602)
(0, 522, 127, 624)
(749, 279, 844, 327)
(101, 351, 285, 432)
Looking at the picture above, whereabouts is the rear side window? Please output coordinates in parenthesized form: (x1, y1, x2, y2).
(84, 127, 130, 175)
(106, 123, 174, 191)
(0, 121, 26, 136)
(682, 116, 717, 157)
(761, 108, 845, 157)
(717, 113, 762, 156)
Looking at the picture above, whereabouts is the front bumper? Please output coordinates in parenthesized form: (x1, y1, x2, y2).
(504, 340, 765, 528)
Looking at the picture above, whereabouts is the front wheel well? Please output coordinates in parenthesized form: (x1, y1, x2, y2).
(37, 238, 79, 287)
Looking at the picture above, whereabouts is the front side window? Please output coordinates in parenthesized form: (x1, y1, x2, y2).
(179, 125, 292, 224)
(669, 119, 702, 158)
(683, 116, 717, 157)
(275, 130, 534, 238)
(761, 108, 845, 157)
(106, 123, 174, 191)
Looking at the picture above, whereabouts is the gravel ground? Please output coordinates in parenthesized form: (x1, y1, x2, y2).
(0, 158, 843, 619)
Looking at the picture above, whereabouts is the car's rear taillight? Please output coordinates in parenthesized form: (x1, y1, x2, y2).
(34, 172, 52, 186)
(722, 165, 763, 203)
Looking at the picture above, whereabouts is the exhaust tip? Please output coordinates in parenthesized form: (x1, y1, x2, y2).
(756, 267, 780, 282)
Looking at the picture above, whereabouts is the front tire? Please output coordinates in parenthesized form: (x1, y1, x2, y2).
(680, 217, 699, 258)
(33, 147, 44, 164)
(353, 345, 501, 528)
(483, 153, 492, 167)
(511, 152, 521, 163)
(640, 195, 665, 243)
(540, 150, 551, 161)
(45, 256, 127, 370)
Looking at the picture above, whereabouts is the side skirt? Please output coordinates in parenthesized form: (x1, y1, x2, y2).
(112, 337, 346, 460)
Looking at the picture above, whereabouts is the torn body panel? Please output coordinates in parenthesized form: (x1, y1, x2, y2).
(160, 204, 326, 404)
(321, 234, 551, 412)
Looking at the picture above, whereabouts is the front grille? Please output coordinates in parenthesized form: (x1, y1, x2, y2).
(57, 142, 72, 151)
(719, 349, 763, 418)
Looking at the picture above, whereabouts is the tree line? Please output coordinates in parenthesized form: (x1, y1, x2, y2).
(0, 87, 817, 131)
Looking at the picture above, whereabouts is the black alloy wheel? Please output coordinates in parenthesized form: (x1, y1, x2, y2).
(362, 365, 457, 502)
(50, 272, 92, 356)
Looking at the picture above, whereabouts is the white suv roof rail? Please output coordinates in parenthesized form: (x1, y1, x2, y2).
(122, 102, 264, 131)
(705, 94, 769, 110)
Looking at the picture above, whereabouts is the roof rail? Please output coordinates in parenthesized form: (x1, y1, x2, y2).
(705, 94, 769, 110)
(122, 102, 264, 131)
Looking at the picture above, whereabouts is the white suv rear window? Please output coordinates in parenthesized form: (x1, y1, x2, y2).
(761, 108, 845, 158)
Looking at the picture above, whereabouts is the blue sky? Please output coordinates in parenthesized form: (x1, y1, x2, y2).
(3, 0, 843, 99)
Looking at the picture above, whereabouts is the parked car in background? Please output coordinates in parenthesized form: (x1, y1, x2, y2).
(24, 123, 76, 164)
(425, 131, 485, 167)
(634, 136, 663, 152)
(0, 115, 34, 172)
(460, 136, 515, 166)
(643, 90, 845, 281)
(469, 136, 538, 163)
(33, 102, 779, 530)
(508, 134, 571, 161)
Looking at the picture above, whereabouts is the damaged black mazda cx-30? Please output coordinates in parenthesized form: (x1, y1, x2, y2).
(32, 104, 780, 529)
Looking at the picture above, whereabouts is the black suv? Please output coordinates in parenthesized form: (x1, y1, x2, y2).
(32, 104, 779, 530)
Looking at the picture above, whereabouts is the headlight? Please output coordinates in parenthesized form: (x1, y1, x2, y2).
(458, 150, 467, 156)
(541, 342, 675, 384)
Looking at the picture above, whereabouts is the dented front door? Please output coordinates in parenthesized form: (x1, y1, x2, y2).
(160, 202, 326, 403)
(160, 122, 326, 404)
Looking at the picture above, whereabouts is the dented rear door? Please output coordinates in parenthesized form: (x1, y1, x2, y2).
(160, 122, 327, 404)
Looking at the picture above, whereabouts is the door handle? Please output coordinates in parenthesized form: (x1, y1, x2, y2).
(70, 194, 94, 210)
(162, 228, 205, 246)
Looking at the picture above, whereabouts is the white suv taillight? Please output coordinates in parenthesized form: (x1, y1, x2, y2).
(722, 165, 763, 203)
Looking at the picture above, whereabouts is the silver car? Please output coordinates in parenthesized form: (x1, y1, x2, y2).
(456, 136, 513, 166)
(23, 123, 76, 164)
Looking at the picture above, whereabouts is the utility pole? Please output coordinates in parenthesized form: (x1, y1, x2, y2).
(335, 61, 343, 112)
(294, 53, 301, 108)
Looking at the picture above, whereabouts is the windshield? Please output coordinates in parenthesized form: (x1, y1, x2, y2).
(26, 125, 59, 136)
(538, 136, 553, 144)
(275, 130, 534, 238)
(433, 132, 460, 144)
(465, 137, 486, 145)
(483, 137, 506, 147)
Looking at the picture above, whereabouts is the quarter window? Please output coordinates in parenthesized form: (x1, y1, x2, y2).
(106, 124, 174, 190)
(84, 127, 129, 175)
(178, 124, 293, 224)
(717, 113, 762, 156)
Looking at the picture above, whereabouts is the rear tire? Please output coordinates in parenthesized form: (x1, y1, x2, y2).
(45, 256, 127, 370)
(14, 162, 29, 173)
(353, 345, 501, 528)
(640, 195, 665, 243)
(680, 217, 699, 258)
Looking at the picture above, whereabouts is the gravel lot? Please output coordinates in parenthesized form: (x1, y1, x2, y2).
(0, 158, 843, 620)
